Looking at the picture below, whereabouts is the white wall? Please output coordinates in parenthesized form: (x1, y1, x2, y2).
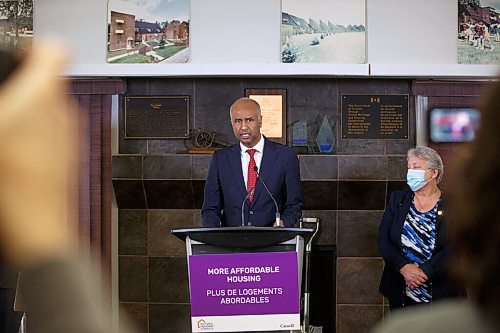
(367, 0, 457, 64)
(34, 0, 107, 64)
(33, 0, 498, 77)
(190, 0, 281, 63)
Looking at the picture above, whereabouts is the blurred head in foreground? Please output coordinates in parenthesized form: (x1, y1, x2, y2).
(450, 78, 500, 329)
(0, 41, 79, 268)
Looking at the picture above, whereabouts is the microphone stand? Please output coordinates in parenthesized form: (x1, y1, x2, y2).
(254, 166, 281, 227)
(241, 187, 254, 227)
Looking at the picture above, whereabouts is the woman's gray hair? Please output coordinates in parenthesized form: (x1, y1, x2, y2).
(407, 146, 444, 183)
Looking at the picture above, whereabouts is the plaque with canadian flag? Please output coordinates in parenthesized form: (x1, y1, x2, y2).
(341, 94, 409, 140)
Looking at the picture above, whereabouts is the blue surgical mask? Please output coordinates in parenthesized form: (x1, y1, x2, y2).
(406, 169, 429, 192)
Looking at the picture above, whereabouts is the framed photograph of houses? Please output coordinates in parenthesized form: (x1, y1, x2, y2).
(107, 0, 190, 64)
(245, 89, 287, 144)
(281, 0, 366, 63)
(0, 0, 33, 52)
(458, 0, 500, 64)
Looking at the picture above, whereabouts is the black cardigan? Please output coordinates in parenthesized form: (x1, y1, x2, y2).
(378, 189, 463, 307)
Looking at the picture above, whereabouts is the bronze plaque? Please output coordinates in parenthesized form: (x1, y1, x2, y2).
(125, 96, 189, 139)
(341, 94, 409, 140)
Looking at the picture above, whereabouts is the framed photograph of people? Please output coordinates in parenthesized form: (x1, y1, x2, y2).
(458, 0, 500, 64)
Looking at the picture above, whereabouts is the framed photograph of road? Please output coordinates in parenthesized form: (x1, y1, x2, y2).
(281, 0, 366, 63)
(245, 89, 287, 145)
(107, 0, 190, 64)
(0, 0, 33, 52)
(458, 0, 500, 64)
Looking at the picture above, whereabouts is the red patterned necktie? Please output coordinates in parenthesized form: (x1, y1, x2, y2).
(246, 149, 257, 202)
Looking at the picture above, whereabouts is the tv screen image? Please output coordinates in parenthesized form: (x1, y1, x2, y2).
(429, 108, 480, 143)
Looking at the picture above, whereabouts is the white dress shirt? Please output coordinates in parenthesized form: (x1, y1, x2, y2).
(240, 135, 264, 188)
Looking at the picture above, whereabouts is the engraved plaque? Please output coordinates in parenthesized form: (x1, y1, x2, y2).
(125, 96, 189, 139)
(341, 95, 409, 140)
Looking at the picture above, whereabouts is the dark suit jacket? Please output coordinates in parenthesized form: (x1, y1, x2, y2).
(202, 138, 302, 227)
(378, 189, 463, 307)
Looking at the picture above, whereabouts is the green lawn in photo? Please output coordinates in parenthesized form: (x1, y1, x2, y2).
(108, 49, 134, 58)
(108, 45, 187, 63)
(0, 35, 32, 51)
(107, 44, 144, 57)
(0, 35, 13, 49)
(155, 45, 188, 58)
(458, 40, 500, 64)
(110, 54, 149, 63)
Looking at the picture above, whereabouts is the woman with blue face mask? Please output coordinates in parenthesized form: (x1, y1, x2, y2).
(377, 146, 465, 310)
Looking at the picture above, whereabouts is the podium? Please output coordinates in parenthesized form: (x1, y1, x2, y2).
(172, 227, 314, 332)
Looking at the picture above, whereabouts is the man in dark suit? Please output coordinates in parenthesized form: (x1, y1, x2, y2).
(202, 97, 302, 227)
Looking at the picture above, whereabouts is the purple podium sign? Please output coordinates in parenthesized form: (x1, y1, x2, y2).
(189, 251, 300, 332)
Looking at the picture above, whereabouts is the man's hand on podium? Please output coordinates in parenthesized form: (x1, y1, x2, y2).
(273, 219, 284, 228)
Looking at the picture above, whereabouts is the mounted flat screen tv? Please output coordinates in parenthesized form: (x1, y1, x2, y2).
(428, 108, 480, 143)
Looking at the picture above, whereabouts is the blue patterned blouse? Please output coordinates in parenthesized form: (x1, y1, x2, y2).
(401, 199, 440, 303)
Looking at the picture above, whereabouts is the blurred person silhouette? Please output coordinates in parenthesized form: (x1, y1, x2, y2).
(0, 47, 25, 333)
(378, 146, 464, 310)
(0, 43, 134, 333)
(373, 80, 500, 333)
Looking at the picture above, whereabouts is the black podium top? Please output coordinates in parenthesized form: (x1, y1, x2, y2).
(171, 227, 314, 248)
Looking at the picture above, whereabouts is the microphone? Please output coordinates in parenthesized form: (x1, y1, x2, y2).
(253, 166, 282, 227)
(241, 187, 254, 227)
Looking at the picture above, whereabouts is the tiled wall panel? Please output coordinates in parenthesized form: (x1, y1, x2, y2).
(114, 78, 416, 333)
